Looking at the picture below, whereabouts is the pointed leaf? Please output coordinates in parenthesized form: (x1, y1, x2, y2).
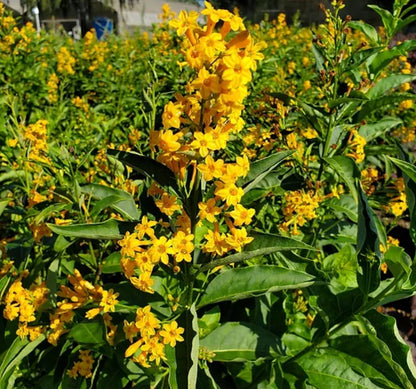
(330, 334, 410, 389)
(197, 265, 316, 308)
(364, 309, 416, 387)
(198, 232, 314, 273)
(69, 319, 107, 345)
(348, 21, 379, 45)
(175, 304, 199, 389)
(107, 149, 179, 194)
(81, 183, 140, 220)
(47, 219, 137, 240)
(0, 334, 45, 385)
(298, 347, 396, 389)
(368, 5, 394, 37)
(242, 150, 294, 191)
(368, 74, 416, 99)
(358, 117, 402, 142)
(357, 185, 383, 294)
(199, 322, 283, 361)
(324, 156, 360, 203)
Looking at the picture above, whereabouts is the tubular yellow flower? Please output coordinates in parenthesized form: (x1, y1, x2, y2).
(162, 102, 183, 129)
(214, 181, 244, 206)
(190, 131, 216, 158)
(159, 320, 184, 347)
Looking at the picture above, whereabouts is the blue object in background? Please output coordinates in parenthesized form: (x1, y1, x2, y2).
(92, 17, 113, 39)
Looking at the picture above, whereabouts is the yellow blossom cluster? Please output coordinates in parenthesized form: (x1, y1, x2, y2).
(3, 277, 48, 340)
(67, 350, 95, 379)
(361, 167, 380, 196)
(0, 6, 36, 53)
(57, 46, 76, 75)
(47, 269, 119, 345)
(123, 305, 184, 367)
(380, 236, 400, 274)
(387, 177, 408, 217)
(346, 129, 366, 163)
(81, 30, 109, 72)
(118, 215, 194, 293)
(23, 119, 50, 164)
(72, 96, 90, 113)
(281, 189, 322, 235)
(47, 73, 59, 103)
(146, 2, 264, 255)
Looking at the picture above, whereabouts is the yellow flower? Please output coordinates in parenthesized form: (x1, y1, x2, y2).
(162, 102, 183, 129)
(203, 226, 229, 256)
(169, 10, 199, 37)
(222, 50, 253, 87)
(190, 131, 216, 158)
(192, 67, 221, 99)
(8, 138, 18, 147)
(228, 204, 255, 226)
(159, 320, 184, 347)
(197, 156, 224, 181)
(198, 198, 222, 223)
(215, 181, 244, 206)
(99, 289, 119, 313)
(150, 236, 174, 265)
(130, 272, 155, 294)
(155, 193, 182, 216)
(172, 231, 194, 263)
(225, 227, 254, 252)
(134, 216, 157, 239)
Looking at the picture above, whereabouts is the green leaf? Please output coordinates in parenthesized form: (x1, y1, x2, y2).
(199, 322, 283, 361)
(358, 117, 402, 142)
(197, 266, 316, 308)
(357, 184, 383, 294)
(298, 347, 397, 389)
(367, 74, 416, 99)
(101, 252, 122, 274)
(384, 244, 411, 279)
(69, 319, 106, 345)
(107, 149, 179, 194)
(364, 310, 416, 387)
(388, 156, 416, 185)
(242, 150, 294, 192)
(198, 306, 221, 339)
(325, 194, 358, 222)
(175, 304, 199, 389)
(312, 42, 325, 72)
(348, 21, 379, 45)
(324, 156, 360, 203)
(365, 41, 416, 77)
(368, 5, 394, 37)
(0, 335, 45, 389)
(323, 244, 358, 292)
(330, 334, 408, 389)
(396, 15, 416, 34)
(387, 156, 416, 246)
(47, 219, 137, 240)
(82, 183, 140, 220)
(0, 200, 8, 217)
(198, 232, 314, 273)
(0, 169, 25, 184)
(165, 345, 178, 389)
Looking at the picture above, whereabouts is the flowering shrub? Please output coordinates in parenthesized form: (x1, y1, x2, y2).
(1, 0, 416, 387)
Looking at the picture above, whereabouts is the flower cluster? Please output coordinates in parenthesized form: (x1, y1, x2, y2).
(281, 189, 322, 235)
(67, 350, 95, 379)
(3, 276, 48, 340)
(123, 305, 184, 367)
(48, 269, 119, 345)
